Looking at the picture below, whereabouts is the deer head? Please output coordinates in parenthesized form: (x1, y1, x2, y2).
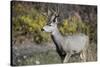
(41, 8, 59, 33)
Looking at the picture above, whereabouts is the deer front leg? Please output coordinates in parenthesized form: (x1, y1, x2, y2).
(63, 52, 71, 63)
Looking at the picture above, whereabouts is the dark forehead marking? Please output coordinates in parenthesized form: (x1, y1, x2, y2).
(52, 15, 58, 22)
(47, 14, 59, 24)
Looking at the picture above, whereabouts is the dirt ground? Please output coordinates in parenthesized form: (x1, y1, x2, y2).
(11, 40, 97, 66)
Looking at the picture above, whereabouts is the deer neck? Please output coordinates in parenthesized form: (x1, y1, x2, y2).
(51, 28, 64, 50)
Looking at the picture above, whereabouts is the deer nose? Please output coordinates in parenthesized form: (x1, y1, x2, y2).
(41, 28, 44, 31)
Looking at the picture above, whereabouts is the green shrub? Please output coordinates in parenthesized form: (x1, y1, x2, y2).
(12, 3, 96, 44)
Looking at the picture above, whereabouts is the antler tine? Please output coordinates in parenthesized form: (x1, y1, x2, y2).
(50, 8, 55, 14)
(40, 8, 48, 18)
(41, 7, 52, 18)
(56, 6, 59, 17)
(41, 12, 48, 18)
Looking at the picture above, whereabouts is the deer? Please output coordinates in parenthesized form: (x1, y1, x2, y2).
(41, 9, 89, 63)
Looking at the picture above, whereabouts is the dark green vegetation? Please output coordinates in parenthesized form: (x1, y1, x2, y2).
(11, 1, 97, 66)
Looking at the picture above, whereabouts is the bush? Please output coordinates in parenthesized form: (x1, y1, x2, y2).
(12, 2, 96, 44)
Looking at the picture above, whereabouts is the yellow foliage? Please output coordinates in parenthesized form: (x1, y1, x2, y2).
(12, 3, 90, 44)
(59, 16, 88, 35)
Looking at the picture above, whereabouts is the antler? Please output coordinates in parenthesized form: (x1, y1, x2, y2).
(50, 7, 59, 17)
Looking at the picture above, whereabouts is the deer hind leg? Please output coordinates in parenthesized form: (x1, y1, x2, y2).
(63, 52, 71, 63)
(80, 49, 87, 62)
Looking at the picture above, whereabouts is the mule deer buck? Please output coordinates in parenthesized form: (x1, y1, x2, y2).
(41, 9, 89, 63)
